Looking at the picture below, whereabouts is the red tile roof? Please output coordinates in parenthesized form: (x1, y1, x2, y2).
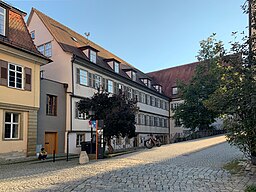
(28, 8, 168, 96)
(147, 62, 199, 98)
(0, 3, 49, 61)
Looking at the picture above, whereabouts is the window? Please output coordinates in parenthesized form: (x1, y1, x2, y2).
(75, 102, 87, 120)
(46, 95, 57, 116)
(156, 98, 160, 108)
(164, 119, 168, 128)
(159, 118, 163, 127)
(145, 115, 150, 126)
(108, 80, 113, 93)
(141, 114, 145, 125)
(0, 7, 6, 36)
(94, 75, 102, 89)
(4, 112, 20, 139)
(79, 69, 88, 86)
(8, 63, 23, 89)
(154, 117, 157, 126)
(141, 93, 146, 103)
(76, 134, 85, 146)
(127, 87, 132, 99)
(151, 96, 155, 106)
(162, 101, 166, 110)
(37, 42, 52, 57)
(146, 95, 151, 105)
(172, 87, 178, 95)
(132, 71, 136, 81)
(30, 31, 35, 40)
(175, 118, 182, 127)
(171, 103, 179, 111)
(114, 62, 119, 73)
(90, 50, 97, 63)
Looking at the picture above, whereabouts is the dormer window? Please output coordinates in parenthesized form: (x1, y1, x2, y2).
(124, 69, 137, 81)
(79, 46, 99, 64)
(132, 71, 136, 81)
(90, 50, 97, 63)
(0, 6, 6, 36)
(30, 31, 35, 40)
(114, 62, 119, 73)
(141, 78, 151, 88)
(172, 87, 178, 95)
(154, 85, 162, 93)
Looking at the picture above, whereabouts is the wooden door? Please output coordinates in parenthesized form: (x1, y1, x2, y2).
(45, 132, 57, 154)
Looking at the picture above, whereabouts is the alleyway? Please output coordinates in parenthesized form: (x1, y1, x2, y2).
(0, 135, 255, 192)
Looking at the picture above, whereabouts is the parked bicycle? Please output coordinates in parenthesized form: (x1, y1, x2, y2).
(145, 135, 161, 149)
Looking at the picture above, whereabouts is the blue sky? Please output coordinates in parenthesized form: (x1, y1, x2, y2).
(7, 0, 247, 72)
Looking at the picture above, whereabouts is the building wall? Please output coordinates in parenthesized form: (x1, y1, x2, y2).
(37, 79, 66, 154)
(0, 44, 42, 158)
(0, 50, 41, 108)
(28, 12, 73, 93)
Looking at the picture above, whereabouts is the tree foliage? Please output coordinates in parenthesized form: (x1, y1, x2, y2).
(204, 0, 256, 164)
(78, 90, 137, 153)
(173, 34, 223, 131)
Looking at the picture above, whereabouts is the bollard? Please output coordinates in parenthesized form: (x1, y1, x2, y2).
(53, 150, 55, 162)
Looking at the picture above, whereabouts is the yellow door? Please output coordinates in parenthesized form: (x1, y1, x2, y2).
(45, 132, 57, 154)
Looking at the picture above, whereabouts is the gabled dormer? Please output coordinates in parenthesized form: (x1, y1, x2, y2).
(123, 68, 137, 81)
(140, 78, 151, 88)
(153, 84, 162, 93)
(79, 45, 99, 64)
(104, 58, 120, 74)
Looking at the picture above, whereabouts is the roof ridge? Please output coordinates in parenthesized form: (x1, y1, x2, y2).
(147, 61, 200, 74)
(32, 8, 135, 68)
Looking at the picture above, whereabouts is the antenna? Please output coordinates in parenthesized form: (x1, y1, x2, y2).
(84, 32, 90, 45)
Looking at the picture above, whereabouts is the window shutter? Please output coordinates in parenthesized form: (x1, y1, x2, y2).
(88, 72, 92, 87)
(105, 79, 108, 92)
(102, 77, 106, 90)
(75, 102, 78, 118)
(138, 114, 141, 125)
(139, 92, 142, 102)
(76, 68, 80, 84)
(0, 59, 8, 86)
(92, 74, 96, 88)
(24, 67, 32, 91)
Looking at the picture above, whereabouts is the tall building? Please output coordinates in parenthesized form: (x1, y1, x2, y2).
(27, 8, 170, 154)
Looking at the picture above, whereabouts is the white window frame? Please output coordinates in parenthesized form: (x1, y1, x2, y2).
(132, 71, 136, 81)
(0, 7, 6, 36)
(95, 75, 102, 89)
(90, 50, 97, 63)
(76, 102, 87, 120)
(79, 69, 88, 86)
(108, 80, 113, 93)
(114, 62, 119, 73)
(4, 112, 20, 139)
(141, 93, 146, 103)
(172, 87, 178, 95)
(76, 134, 85, 147)
(8, 63, 23, 89)
(37, 42, 52, 57)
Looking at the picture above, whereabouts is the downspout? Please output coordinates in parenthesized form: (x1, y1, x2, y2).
(67, 54, 76, 161)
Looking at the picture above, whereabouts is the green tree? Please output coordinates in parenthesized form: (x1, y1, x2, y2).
(204, 0, 256, 165)
(173, 34, 223, 131)
(78, 90, 137, 153)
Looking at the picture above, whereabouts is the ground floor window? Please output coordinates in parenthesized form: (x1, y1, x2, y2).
(76, 134, 85, 147)
(4, 112, 20, 139)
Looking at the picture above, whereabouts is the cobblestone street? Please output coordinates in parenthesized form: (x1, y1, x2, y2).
(0, 135, 255, 192)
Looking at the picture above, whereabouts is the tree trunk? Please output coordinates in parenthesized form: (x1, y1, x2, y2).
(106, 137, 114, 154)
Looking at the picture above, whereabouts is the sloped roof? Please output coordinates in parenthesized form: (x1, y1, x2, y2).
(0, 2, 49, 61)
(28, 8, 165, 95)
(147, 62, 199, 98)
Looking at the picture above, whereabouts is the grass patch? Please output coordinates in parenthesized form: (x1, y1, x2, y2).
(245, 185, 256, 192)
(223, 160, 242, 174)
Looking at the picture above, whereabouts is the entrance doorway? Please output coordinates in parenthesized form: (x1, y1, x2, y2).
(45, 132, 57, 154)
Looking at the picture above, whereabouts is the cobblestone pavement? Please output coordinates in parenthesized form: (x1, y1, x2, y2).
(0, 135, 255, 192)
